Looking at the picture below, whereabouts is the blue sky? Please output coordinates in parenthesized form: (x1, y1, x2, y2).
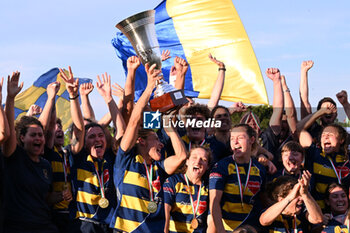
(1, 0, 349, 121)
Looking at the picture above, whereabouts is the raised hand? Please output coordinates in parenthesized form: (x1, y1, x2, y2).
(321, 102, 337, 115)
(112, 82, 125, 100)
(47, 81, 60, 99)
(174, 56, 188, 76)
(161, 50, 171, 61)
(26, 104, 43, 116)
(79, 82, 94, 96)
(7, 71, 23, 99)
(96, 72, 112, 102)
(127, 56, 141, 71)
(285, 182, 301, 202)
(336, 90, 349, 106)
(59, 66, 79, 98)
(301, 60, 314, 72)
(145, 63, 162, 89)
(209, 53, 225, 68)
(229, 101, 248, 114)
(266, 68, 280, 82)
(299, 170, 311, 196)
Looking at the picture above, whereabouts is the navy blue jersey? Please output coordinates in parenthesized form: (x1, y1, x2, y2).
(209, 156, 266, 231)
(163, 173, 209, 233)
(110, 147, 169, 232)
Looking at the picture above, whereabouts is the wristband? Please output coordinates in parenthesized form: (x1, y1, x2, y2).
(69, 94, 79, 100)
(218, 67, 226, 71)
(283, 88, 290, 93)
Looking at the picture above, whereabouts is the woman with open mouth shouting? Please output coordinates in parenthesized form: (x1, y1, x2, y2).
(259, 174, 323, 232)
(299, 123, 350, 210)
(2, 72, 59, 232)
(208, 124, 266, 232)
(59, 67, 125, 233)
(163, 146, 212, 233)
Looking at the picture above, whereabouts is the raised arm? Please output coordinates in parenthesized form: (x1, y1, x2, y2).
(299, 60, 314, 119)
(96, 72, 125, 141)
(228, 101, 248, 116)
(281, 75, 297, 135)
(299, 170, 323, 224)
(79, 82, 95, 121)
(123, 56, 140, 125)
(26, 104, 42, 117)
(38, 81, 60, 131)
(163, 115, 187, 175)
(266, 68, 283, 135)
(0, 77, 9, 144)
(296, 102, 336, 134)
(3, 72, 23, 157)
(45, 105, 57, 149)
(173, 56, 188, 90)
(59, 67, 84, 154)
(336, 90, 350, 120)
(207, 54, 225, 109)
(120, 63, 161, 152)
(112, 82, 125, 110)
(259, 183, 301, 226)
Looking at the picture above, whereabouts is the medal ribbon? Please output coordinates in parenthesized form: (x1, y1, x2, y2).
(184, 174, 202, 218)
(281, 215, 297, 233)
(93, 161, 106, 199)
(55, 146, 68, 183)
(245, 111, 260, 131)
(329, 158, 342, 184)
(143, 160, 154, 201)
(188, 139, 205, 151)
(233, 156, 252, 205)
(294, 215, 298, 233)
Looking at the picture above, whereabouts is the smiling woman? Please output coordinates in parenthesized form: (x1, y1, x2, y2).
(163, 146, 212, 233)
(318, 183, 350, 232)
(2, 72, 59, 232)
(208, 124, 266, 232)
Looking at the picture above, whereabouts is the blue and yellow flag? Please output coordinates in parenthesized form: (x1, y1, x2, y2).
(14, 68, 92, 130)
(112, 0, 268, 104)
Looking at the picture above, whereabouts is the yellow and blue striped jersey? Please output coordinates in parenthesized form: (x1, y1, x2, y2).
(110, 147, 169, 232)
(265, 213, 306, 233)
(209, 156, 265, 231)
(43, 146, 71, 210)
(163, 173, 209, 233)
(305, 145, 350, 210)
(70, 149, 116, 224)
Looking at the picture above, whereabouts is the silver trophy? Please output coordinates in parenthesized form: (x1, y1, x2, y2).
(116, 10, 188, 112)
(116, 10, 162, 69)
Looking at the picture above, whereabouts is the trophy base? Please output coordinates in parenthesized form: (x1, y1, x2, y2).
(150, 90, 188, 113)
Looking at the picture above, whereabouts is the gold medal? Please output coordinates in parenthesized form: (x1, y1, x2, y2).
(148, 201, 157, 213)
(98, 197, 109, 208)
(190, 218, 198, 229)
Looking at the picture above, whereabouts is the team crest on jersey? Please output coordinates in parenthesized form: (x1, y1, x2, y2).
(103, 169, 110, 184)
(152, 176, 161, 192)
(336, 166, 350, 179)
(247, 181, 261, 195)
(194, 200, 207, 215)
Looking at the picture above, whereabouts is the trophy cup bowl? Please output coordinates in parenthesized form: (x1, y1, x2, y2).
(116, 10, 188, 113)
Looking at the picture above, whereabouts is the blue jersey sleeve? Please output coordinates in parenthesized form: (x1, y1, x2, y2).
(209, 160, 227, 191)
(163, 177, 176, 206)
